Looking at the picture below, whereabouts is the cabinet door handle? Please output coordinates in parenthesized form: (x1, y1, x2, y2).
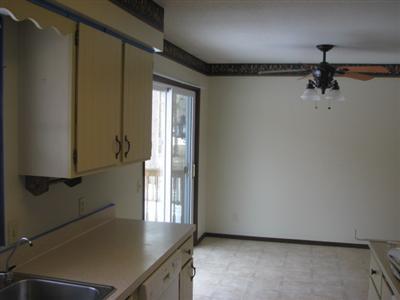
(184, 249, 192, 256)
(371, 268, 378, 276)
(115, 135, 122, 159)
(190, 263, 196, 281)
(124, 135, 131, 158)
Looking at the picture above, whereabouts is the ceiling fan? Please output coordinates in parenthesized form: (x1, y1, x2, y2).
(258, 44, 391, 104)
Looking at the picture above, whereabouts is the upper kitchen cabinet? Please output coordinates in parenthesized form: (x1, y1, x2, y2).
(17, 20, 77, 178)
(122, 44, 153, 163)
(17, 19, 153, 178)
(76, 24, 122, 173)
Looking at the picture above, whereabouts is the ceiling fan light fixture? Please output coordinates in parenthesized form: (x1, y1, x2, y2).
(260, 44, 387, 107)
(325, 80, 345, 102)
(300, 80, 321, 101)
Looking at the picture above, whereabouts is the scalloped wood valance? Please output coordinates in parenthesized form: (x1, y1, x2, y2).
(0, 0, 76, 35)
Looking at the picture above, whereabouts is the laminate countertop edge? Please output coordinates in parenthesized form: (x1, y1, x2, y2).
(17, 219, 196, 300)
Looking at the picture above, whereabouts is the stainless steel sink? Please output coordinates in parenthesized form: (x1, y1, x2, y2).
(0, 273, 115, 300)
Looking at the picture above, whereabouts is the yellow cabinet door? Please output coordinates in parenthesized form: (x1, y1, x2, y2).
(122, 43, 153, 163)
(76, 23, 123, 173)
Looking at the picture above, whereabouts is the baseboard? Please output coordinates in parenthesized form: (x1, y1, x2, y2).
(195, 233, 207, 246)
(202, 232, 369, 249)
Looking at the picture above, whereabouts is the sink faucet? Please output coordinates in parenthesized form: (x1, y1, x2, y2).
(0, 237, 33, 284)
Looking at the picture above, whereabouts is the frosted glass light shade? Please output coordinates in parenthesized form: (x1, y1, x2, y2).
(325, 88, 345, 101)
(300, 88, 321, 101)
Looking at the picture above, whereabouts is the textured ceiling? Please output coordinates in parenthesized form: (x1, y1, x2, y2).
(157, 0, 400, 64)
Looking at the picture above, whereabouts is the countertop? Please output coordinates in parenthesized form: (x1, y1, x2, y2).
(16, 219, 195, 300)
(369, 241, 400, 298)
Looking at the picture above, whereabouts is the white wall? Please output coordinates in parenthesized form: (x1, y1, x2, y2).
(207, 76, 400, 244)
(154, 55, 209, 239)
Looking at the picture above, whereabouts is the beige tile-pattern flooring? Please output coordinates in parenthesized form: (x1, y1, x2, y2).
(193, 237, 370, 300)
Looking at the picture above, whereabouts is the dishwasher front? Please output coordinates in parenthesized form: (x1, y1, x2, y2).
(139, 251, 182, 300)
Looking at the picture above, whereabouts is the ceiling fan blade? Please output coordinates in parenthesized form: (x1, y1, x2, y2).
(337, 72, 374, 81)
(297, 72, 313, 80)
(258, 68, 310, 75)
(337, 66, 390, 74)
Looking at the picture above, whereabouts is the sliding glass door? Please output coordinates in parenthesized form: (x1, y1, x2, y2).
(144, 82, 196, 224)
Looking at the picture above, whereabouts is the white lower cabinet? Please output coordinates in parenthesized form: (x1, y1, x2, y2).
(180, 259, 194, 300)
(382, 276, 395, 300)
(137, 237, 194, 300)
(179, 236, 195, 300)
(139, 250, 181, 300)
(368, 250, 398, 300)
(369, 278, 381, 300)
(370, 253, 382, 298)
(126, 290, 139, 300)
(180, 237, 194, 267)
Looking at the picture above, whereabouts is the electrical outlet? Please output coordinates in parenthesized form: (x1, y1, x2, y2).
(78, 197, 86, 216)
(7, 220, 19, 244)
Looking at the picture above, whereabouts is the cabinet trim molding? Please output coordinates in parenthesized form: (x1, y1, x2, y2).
(0, 0, 76, 35)
(29, 0, 162, 52)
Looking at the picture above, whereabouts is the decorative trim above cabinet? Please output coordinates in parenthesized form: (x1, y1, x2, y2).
(160, 40, 400, 78)
(209, 63, 311, 76)
(160, 40, 210, 75)
(109, 0, 164, 32)
(209, 63, 400, 77)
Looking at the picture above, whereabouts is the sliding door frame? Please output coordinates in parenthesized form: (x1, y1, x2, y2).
(143, 75, 201, 244)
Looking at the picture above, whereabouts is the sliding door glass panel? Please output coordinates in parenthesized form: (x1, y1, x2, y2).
(145, 84, 195, 224)
(145, 87, 167, 222)
(171, 87, 195, 224)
